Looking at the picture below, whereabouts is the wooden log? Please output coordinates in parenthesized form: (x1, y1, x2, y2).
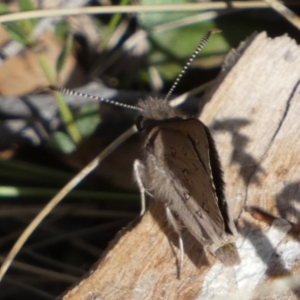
(61, 32, 300, 300)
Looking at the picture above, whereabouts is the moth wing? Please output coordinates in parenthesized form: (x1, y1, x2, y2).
(150, 122, 226, 244)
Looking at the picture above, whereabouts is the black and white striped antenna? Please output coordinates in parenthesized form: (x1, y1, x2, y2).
(164, 29, 220, 102)
(49, 85, 143, 112)
(49, 30, 219, 111)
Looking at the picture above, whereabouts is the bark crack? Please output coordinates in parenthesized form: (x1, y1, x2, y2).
(269, 79, 300, 145)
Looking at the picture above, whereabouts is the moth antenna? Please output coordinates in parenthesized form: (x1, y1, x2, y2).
(164, 29, 221, 102)
(49, 85, 143, 112)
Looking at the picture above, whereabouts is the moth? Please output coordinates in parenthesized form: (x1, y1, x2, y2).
(50, 30, 240, 268)
(134, 30, 240, 267)
(135, 98, 239, 267)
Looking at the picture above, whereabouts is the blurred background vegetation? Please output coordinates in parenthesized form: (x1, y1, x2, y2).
(0, 0, 299, 299)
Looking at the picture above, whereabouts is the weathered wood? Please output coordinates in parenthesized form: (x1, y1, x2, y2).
(61, 32, 300, 300)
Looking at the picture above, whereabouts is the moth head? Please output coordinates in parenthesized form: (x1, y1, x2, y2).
(137, 98, 182, 121)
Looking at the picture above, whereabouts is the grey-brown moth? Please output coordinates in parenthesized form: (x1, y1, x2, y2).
(49, 30, 240, 268)
(135, 98, 240, 266)
(134, 31, 240, 267)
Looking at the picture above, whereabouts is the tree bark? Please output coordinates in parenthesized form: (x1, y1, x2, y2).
(61, 32, 300, 300)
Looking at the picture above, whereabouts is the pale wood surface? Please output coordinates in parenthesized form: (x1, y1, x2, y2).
(61, 32, 300, 300)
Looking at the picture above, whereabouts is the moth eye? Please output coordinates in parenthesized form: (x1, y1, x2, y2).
(136, 116, 144, 131)
(171, 147, 176, 156)
(182, 148, 187, 156)
(184, 192, 190, 200)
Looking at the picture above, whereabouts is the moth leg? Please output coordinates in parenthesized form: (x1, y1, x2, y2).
(134, 159, 148, 216)
(166, 207, 184, 274)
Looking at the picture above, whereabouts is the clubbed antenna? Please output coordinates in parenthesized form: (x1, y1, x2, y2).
(49, 85, 143, 112)
(164, 29, 221, 102)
